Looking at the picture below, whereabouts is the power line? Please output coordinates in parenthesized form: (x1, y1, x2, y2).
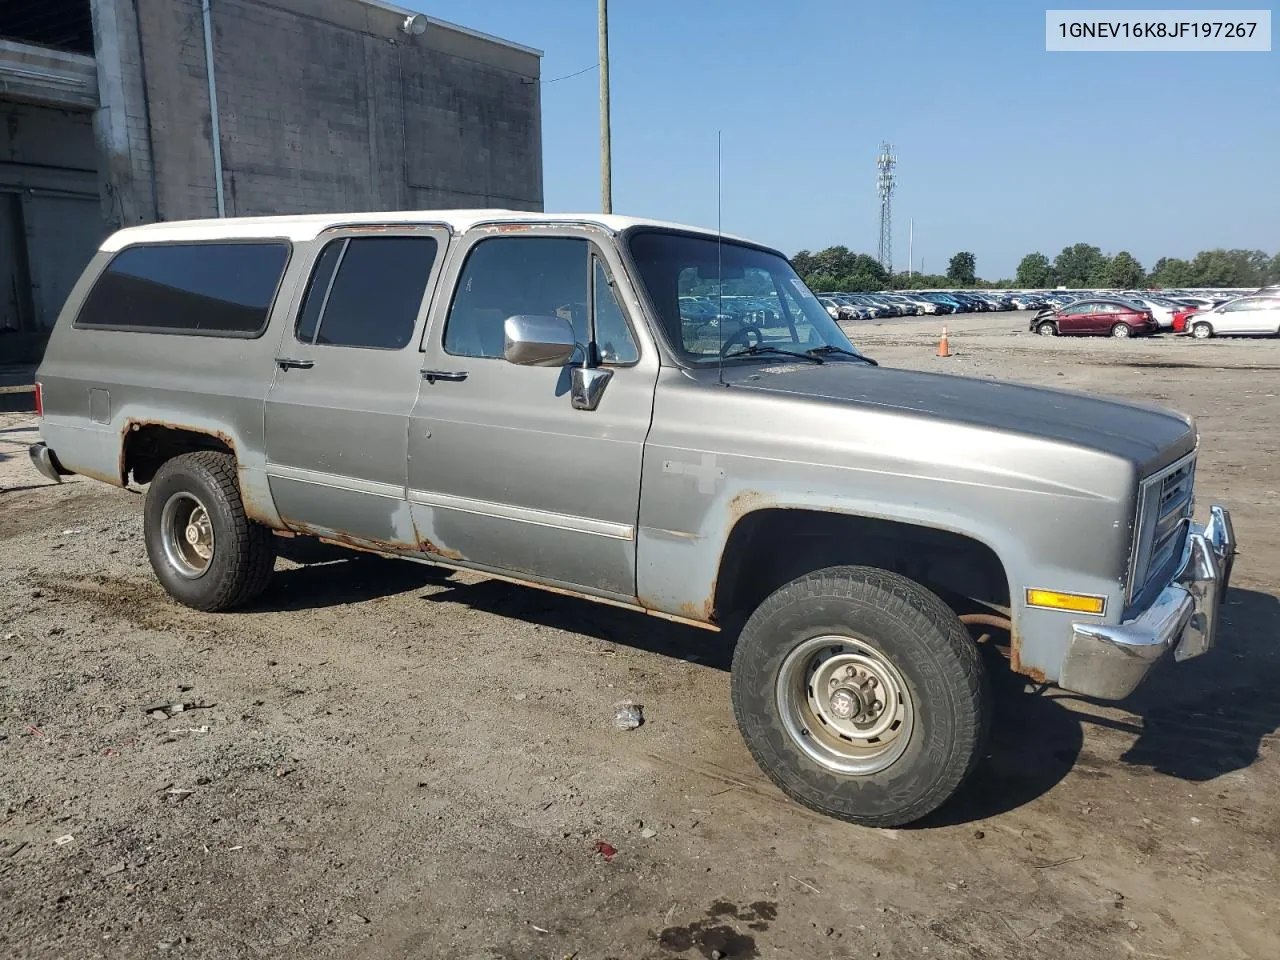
(542, 62, 598, 84)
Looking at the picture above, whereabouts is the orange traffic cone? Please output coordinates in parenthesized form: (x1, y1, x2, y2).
(937, 325, 951, 357)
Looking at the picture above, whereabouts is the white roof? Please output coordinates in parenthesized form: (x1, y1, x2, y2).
(100, 210, 757, 252)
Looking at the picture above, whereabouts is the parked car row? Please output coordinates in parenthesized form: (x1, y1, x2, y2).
(816, 291, 1034, 321)
(1031, 292, 1280, 339)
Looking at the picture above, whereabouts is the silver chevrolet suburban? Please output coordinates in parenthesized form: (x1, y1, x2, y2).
(29, 211, 1236, 826)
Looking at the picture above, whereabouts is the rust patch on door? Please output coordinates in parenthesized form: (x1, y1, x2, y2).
(419, 537, 466, 562)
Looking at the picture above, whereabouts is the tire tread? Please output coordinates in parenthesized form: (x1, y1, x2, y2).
(731, 565, 987, 827)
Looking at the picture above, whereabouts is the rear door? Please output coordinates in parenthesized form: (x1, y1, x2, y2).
(263, 226, 448, 549)
(1090, 301, 1122, 334)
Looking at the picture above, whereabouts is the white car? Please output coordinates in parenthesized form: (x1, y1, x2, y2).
(1126, 295, 1182, 329)
(1186, 295, 1280, 339)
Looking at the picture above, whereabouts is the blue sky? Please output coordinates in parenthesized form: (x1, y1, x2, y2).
(414, 1, 1278, 278)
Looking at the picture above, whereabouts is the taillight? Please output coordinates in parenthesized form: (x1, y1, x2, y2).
(34, 381, 43, 418)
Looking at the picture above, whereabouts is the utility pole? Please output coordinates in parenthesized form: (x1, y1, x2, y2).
(908, 218, 913, 286)
(598, 0, 612, 214)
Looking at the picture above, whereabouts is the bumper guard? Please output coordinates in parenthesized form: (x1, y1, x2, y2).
(1058, 505, 1235, 700)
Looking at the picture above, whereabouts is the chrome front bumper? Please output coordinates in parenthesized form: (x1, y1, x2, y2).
(1058, 505, 1235, 700)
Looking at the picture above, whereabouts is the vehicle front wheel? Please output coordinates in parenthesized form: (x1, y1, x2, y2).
(731, 566, 988, 827)
(143, 451, 276, 612)
(1191, 321, 1213, 340)
(1036, 321, 1057, 336)
(1110, 323, 1132, 338)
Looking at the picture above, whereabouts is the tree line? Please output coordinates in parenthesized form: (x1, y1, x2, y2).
(790, 245, 1280, 291)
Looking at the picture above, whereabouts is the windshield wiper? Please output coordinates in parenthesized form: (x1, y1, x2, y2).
(724, 344, 824, 364)
(807, 344, 879, 366)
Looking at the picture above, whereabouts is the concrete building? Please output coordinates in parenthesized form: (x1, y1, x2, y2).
(0, 0, 542, 363)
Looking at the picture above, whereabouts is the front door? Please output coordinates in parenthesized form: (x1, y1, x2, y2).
(407, 230, 659, 599)
(1060, 301, 1095, 333)
(263, 227, 448, 548)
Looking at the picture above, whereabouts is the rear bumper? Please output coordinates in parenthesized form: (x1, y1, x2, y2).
(1058, 505, 1235, 700)
(28, 442, 68, 483)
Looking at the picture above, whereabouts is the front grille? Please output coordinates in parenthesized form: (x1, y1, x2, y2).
(1131, 454, 1195, 600)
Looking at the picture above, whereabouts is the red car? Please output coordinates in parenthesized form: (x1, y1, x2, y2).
(1031, 298, 1159, 338)
(1171, 308, 1200, 333)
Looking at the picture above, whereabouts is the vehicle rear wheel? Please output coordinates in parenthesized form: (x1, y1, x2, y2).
(730, 565, 988, 827)
(1191, 321, 1213, 340)
(1036, 321, 1057, 336)
(1110, 323, 1132, 339)
(144, 451, 276, 611)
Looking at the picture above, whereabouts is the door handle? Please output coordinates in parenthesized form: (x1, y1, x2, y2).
(422, 369, 468, 383)
(275, 357, 315, 370)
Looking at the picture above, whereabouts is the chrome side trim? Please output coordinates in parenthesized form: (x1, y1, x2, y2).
(408, 489, 635, 541)
(265, 463, 405, 500)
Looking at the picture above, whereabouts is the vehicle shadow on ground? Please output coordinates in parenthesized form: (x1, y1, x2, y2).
(243, 541, 455, 612)
(417, 576, 734, 669)
(925, 585, 1280, 826)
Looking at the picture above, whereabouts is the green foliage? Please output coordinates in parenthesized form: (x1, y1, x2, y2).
(1053, 243, 1109, 287)
(1015, 252, 1054, 288)
(947, 251, 976, 285)
(793, 243, 1280, 291)
(792, 245, 888, 293)
(1105, 251, 1145, 289)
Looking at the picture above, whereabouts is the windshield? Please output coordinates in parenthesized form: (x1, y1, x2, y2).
(627, 230, 862, 365)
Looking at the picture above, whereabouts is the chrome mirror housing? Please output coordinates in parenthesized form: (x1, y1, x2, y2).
(503, 314, 577, 367)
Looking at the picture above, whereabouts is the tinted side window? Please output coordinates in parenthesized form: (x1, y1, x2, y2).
(76, 242, 288, 335)
(297, 236, 437, 350)
(445, 237, 588, 359)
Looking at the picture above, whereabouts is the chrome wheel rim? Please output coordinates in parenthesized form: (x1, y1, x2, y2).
(161, 492, 214, 579)
(776, 635, 914, 775)
(1192, 324, 1210, 339)
(1112, 324, 1131, 338)
(1038, 323, 1055, 336)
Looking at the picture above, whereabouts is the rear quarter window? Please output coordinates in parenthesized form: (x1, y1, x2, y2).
(74, 241, 290, 336)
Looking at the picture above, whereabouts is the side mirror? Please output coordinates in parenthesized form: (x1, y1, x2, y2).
(503, 314, 577, 367)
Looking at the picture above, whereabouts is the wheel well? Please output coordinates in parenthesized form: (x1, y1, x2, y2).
(714, 510, 1010, 625)
(121, 424, 235, 485)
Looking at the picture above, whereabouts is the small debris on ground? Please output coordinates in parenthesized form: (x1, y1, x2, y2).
(613, 700, 643, 730)
(142, 701, 215, 719)
(640, 827, 657, 839)
(53, 834, 75, 846)
(593, 840, 617, 862)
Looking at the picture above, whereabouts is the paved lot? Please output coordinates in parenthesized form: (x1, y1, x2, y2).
(2, 312, 1278, 959)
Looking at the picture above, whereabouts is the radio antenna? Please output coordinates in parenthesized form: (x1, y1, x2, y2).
(716, 129, 726, 387)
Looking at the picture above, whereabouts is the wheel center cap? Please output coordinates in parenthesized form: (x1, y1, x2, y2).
(186, 525, 201, 545)
(829, 687, 859, 720)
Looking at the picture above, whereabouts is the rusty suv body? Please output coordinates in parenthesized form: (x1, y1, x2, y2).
(31, 210, 1235, 827)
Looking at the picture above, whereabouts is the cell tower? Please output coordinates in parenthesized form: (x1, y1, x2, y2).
(876, 142, 896, 272)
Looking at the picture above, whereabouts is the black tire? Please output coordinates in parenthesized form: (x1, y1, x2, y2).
(731, 566, 988, 827)
(1036, 321, 1057, 336)
(143, 451, 276, 612)
(1110, 323, 1132, 339)
(1191, 321, 1213, 340)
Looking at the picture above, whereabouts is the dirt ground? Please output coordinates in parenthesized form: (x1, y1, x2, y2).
(2, 312, 1277, 960)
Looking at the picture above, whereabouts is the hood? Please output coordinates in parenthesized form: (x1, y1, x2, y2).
(726, 361, 1195, 475)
